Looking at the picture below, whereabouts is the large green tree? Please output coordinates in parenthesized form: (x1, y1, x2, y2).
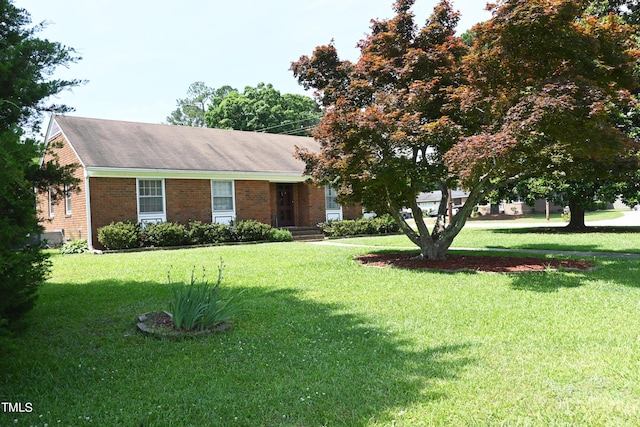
(0, 0, 80, 332)
(204, 83, 322, 135)
(168, 82, 322, 135)
(446, 0, 640, 229)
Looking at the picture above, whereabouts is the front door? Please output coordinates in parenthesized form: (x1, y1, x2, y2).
(276, 184, 295, 227)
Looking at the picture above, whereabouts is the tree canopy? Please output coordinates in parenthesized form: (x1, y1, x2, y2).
(447, 0, 640, 228)
(292, 0, 470, 259)
(292, 0, 640, 259)
(204, 83, 321, 135)
(166, 82, 235, 127)
(168, 82, 322, 135)
(0, 0, 81, 332)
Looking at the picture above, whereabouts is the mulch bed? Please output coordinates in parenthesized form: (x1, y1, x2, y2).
(355, 253, 594, 273)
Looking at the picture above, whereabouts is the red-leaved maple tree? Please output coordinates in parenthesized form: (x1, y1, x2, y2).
(292, 0, 478, 260)
(292, 0, 639, 259)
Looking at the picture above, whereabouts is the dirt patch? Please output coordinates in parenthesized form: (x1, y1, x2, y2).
(355, 253, 594, 273)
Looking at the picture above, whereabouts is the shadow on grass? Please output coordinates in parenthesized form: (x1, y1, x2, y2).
(509, 271, 589, 292)
(1, 280, 474, 426)
(489, 226, 640, 234)
(509, 258, 640, 292)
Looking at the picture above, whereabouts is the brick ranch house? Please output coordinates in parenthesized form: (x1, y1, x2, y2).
(37, 115, 360, 250)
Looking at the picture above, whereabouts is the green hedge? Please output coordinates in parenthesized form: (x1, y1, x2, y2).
(321, 214, 400, 237)
(97, 219, 292, 250)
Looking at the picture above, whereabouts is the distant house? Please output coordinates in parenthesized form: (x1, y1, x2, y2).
(37, 116, 360, 250)
(416, 190, 564, 216)
(416, 190, 470, 214)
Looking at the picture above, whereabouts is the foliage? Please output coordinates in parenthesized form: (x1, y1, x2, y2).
(232, 219, 278, 242)
(446, 0, 640, 230)
(59, 239, 88, 255)
(204, 82, 322, 135)
(321, 214, 400, 237)
(168, 81, 322, 135)
(165, 261, 243, 331)
(0, 245, 51, 331)
(98, 219, 292, 249)
(0, 0, 81, 332)
(141, 222, 190, 247)
(97, 221, 141, 250)
(188, 220, 232, 244)
(587, 0, 640, 24)
(291, 0, 471, 259)
(267, 228, 294, 242)
(166, 82, 235, 127)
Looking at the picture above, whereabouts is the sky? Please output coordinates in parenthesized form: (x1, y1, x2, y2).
(12, 0, 492, 127)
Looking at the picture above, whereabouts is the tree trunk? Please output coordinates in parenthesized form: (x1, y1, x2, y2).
(567, 198, 586, 230)
(420, 241, 452, 260)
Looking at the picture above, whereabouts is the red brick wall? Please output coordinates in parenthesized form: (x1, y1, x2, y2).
(297, 183, 326, 226)
(89, 177, 138, 248)
(235, 180, 271, 224)
(165, 179, 212, 224)
(36, 134, 88, 242)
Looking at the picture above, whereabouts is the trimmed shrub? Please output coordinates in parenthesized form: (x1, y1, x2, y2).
(321, 214, 399, 237)
(268, 228, 293, 242)
(97, 221, 141, 250)
(142, 222, 190, 247)
(188, 221, 232, 245)
(59, 239, 88, 255)
(232, 219, 274, 242)
(99, 219, 291, 250)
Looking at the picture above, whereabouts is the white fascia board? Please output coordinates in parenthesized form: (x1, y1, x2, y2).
(84, 167, 309, 183)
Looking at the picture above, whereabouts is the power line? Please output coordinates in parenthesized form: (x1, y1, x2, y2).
(280, 124, 318, 136)
(254, 114, 323, 133)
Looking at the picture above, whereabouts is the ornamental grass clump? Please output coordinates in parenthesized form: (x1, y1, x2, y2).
(164, 260, 243, 331)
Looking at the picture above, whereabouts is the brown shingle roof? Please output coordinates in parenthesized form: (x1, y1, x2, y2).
(51, 115, 319, 175)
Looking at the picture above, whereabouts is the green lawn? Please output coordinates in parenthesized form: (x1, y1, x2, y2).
(2, 235, 640, 425)
(476, 209, 625, 223)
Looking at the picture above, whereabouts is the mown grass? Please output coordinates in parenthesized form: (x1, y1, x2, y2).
(2, 235, 640, 426)
(478, 209, 624, 223)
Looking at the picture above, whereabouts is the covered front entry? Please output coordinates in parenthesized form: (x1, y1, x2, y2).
(276, 183, 295, 226)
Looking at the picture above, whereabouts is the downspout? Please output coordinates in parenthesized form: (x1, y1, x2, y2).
(84, 173, 94, 252)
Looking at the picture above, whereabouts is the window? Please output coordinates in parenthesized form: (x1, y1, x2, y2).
(212, 181, 234, 211)
(325, 186, 340, 210)
(211, 180, 235, 224)
(137, 179, 166, 223)
(48, 188, 55, 218)
(325, 185, 342, 221)
(64, 184, 72, 216)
